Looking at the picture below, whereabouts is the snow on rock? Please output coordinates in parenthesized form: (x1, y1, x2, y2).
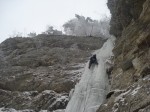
(0, 107, 65, 112)
(114, 89, 131, 103)
(53, 109, 65, 112)
(0, 108, 34, 112)
(65, 38, 115, 112)
(0, 108, 51, 112)
(112, 103, 119, 112)
(3, 90, 68, 112)
(130, 85, 141, 96)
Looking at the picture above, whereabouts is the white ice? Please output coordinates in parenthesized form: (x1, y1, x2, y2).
(65, 38, 115, 112)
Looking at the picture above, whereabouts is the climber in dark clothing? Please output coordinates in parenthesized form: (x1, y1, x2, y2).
(89, 54, 98, 69)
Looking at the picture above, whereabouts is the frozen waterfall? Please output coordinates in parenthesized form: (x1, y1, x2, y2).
(65, 38, 115, 112)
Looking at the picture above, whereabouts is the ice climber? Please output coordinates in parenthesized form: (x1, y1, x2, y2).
(89, 54, 98, 69)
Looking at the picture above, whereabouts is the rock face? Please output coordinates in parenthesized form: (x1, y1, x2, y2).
(108, 0, 147, 37)
(97, 0, 150, 112)
(0, 35, 105, 111)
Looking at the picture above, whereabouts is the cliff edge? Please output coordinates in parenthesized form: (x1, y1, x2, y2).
(97, 0, 150, 111)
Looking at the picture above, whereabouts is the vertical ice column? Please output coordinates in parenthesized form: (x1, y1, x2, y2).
(65, 38, 115, 112)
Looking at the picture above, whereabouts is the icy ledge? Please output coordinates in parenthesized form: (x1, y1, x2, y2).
(65, 38, 115, 112)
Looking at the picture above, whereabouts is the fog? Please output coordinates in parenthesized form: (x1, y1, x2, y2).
(0, 0, 110, 43)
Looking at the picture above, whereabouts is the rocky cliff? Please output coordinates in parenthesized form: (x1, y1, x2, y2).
(0, 35, 105, 111)
(97, 0, 150, 112)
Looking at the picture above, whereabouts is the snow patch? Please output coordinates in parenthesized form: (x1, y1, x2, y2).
(112, 103, 119, 112)
(42, 90, 52, 94)
(115, 89, 131, 102)
(143, 75, 150, 81)
(56, 95, 69, 102)
(53, 109, 65, 112)
(131, 85, 141, 96)
(0, 108, 65, 112)
(39, 110, 48, 112)
(104, 104, 108, 106)
(0, 108, 34, 112)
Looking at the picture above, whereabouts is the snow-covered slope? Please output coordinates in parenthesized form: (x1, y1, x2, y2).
(65, 38, 115, 112)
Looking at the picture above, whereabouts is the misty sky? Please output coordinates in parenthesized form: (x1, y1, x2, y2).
(0, 0, 110, 43)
